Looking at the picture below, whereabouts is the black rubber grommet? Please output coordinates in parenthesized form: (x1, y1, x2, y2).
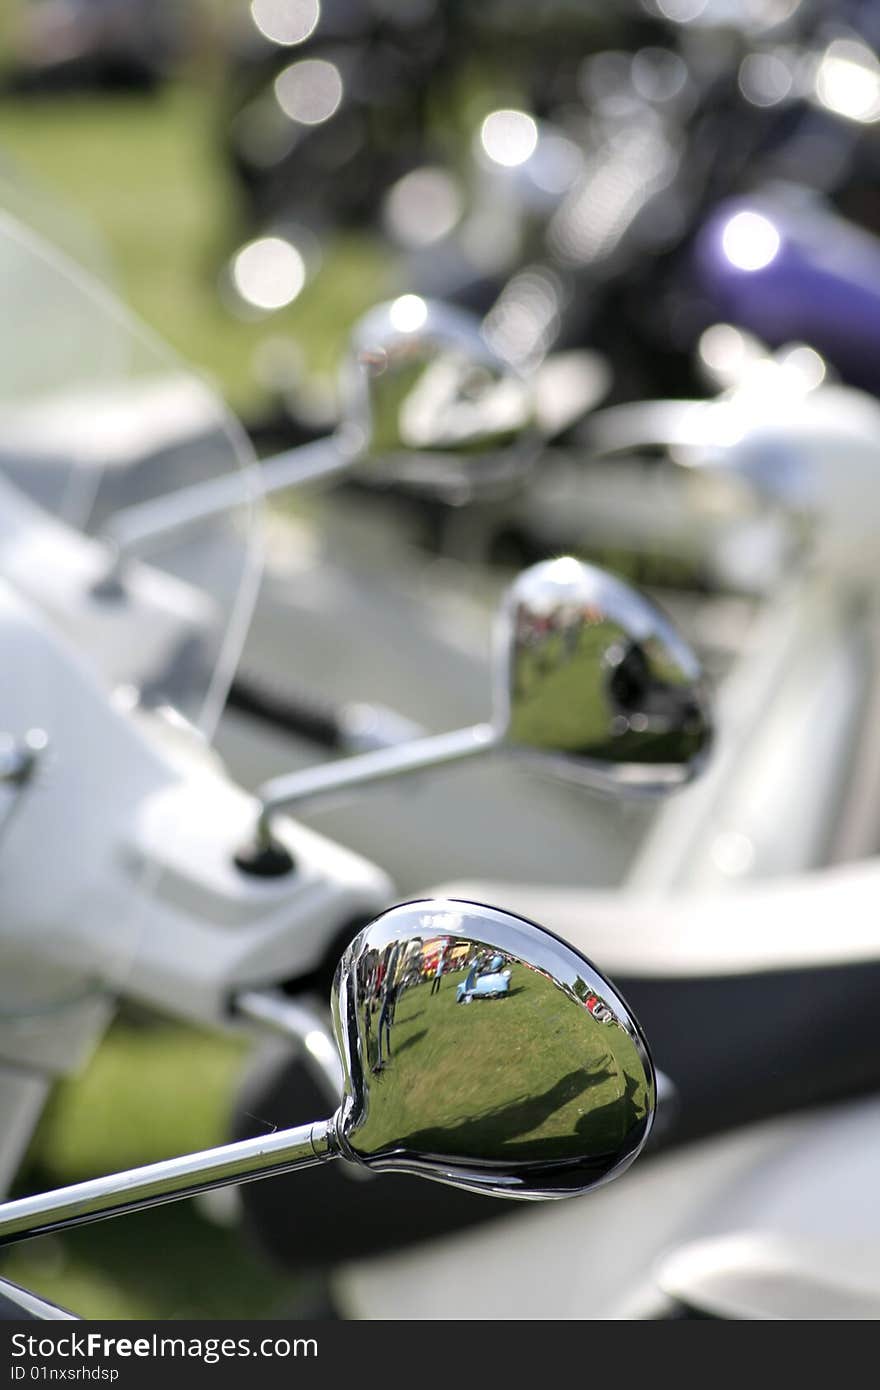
(234, 837, 296, 877)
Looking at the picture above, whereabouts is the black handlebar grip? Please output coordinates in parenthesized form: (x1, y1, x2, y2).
(227, 670, 344, 750)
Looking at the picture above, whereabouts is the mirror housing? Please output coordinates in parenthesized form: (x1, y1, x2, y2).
(340, 296, 538, 499)
(332, 898, 655, 1198)
(495, 557, 712, 794)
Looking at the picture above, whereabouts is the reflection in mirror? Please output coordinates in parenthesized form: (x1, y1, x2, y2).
(333, 898, 655, 1198)
(495, 557, 712, 793)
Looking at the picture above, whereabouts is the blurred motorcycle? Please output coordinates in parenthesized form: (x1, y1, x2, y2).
(219, 0, 880, 447)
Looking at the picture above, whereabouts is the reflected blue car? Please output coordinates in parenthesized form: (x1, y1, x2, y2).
(456, 964, 511, 1003)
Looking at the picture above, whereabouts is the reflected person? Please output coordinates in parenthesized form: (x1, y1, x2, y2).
(430, 939, 449, 996)
(374, 947, 401, 1071)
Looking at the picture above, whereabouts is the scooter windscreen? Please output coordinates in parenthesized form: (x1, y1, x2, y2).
(0, 203, 263, 1023)
(0, 202, 263, 732)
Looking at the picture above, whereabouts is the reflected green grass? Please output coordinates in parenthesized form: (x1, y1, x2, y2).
(355, 967, 648, 1162)
(510, 625, 705, 764)
(510, 626, 619, 751)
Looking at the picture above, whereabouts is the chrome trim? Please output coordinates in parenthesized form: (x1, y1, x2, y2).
(234, 989, 344, 1098)
(0, 1120, 337, 1247)
(0, 1277, 77, 1320)
(98, 429, 360, 573)
(497, 557, 713, 794)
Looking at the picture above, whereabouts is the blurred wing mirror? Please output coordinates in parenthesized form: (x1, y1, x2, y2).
(340, 295, 538, 500)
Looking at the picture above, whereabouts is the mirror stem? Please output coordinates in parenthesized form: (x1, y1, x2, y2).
(234, 989, 344, 1097)
(95, 427, 363, 586)
(254, 722, 498, 847)
(0, 1120, 339, 1248)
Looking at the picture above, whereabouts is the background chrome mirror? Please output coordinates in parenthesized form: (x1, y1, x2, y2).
(495, 557, 712, 794)
(0, 899, 655, 1245)
(237, 557, 713, 872)
(98, 294, 537, 576)
(333, 899, 655, 1197)
(339, 295, 538, 498)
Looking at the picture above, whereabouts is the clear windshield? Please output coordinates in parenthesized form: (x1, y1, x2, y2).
(0, 154, 113, 288)
(0, 204, 263, 737)
(0, 204, 263, 1020)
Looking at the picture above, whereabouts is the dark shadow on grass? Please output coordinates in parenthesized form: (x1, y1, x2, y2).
(391, 1064, 621, 1161)
(575, 1068, 643, 1146)
(397, 1006, 424, 1025)
(391, 1029, 428, 1058)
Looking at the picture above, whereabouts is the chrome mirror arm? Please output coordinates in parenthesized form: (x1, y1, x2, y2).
(95, 428, 363, 587)
(233, 988, 344, 1098)
(252, 722, 499, 850)
(94, 290, 539, 589)
(0, 1120, 339, 1249)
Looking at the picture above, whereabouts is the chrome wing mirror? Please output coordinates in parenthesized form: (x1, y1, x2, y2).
(0, 899, 655, 1245)
(499, 556, 711, 794)
(236, 556, 712, 872)
(338, 295, 537, 499)
(334, 899, 654, 1196)
(97, 296, 535, 579)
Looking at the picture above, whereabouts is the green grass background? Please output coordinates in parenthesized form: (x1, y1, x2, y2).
(0, 79, 385, 418)
(1, 1021, 305, 1318)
